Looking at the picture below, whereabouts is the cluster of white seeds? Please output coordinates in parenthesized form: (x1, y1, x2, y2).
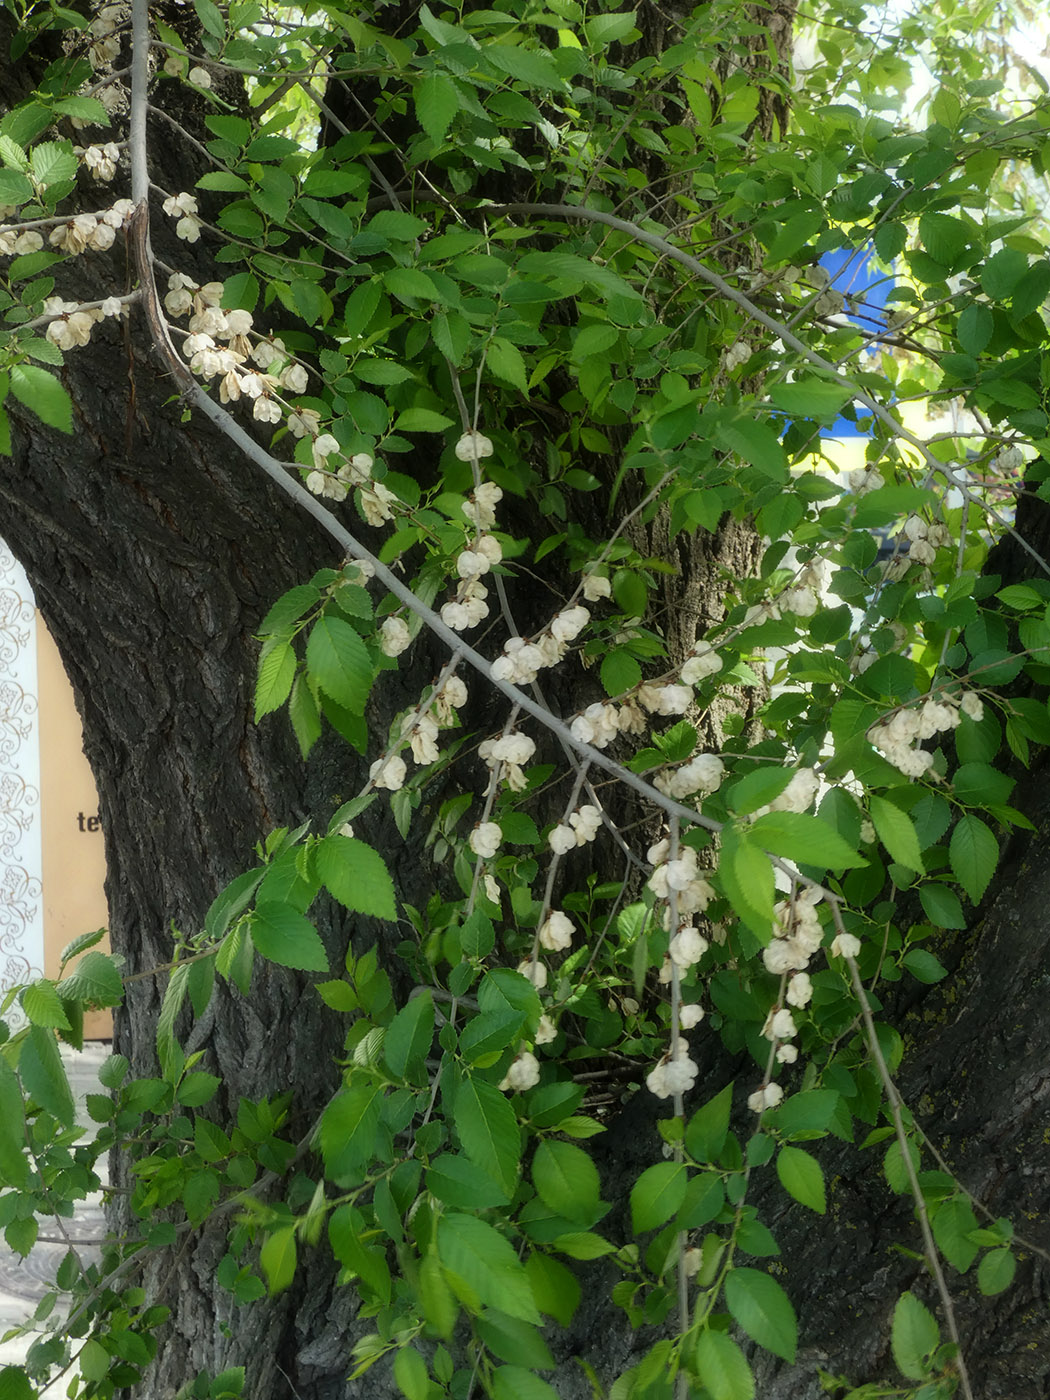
(868, 692, 983, 778)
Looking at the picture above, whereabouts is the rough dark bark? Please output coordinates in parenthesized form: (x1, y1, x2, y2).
(8, 8, 1050, 1400)
(0, 279, 438, 1396)
(740, 747, 1050, 1398)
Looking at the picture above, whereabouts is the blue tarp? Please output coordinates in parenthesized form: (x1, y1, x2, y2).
(819, 245, 894, 437)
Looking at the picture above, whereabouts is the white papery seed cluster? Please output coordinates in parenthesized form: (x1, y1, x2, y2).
(479, 730, 537, 793)
(868, 691, 983, 778)
(646, 1037, 699, 1099)
(42, 293, 127, 349)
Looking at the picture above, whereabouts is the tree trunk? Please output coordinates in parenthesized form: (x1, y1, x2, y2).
(8, 6, 1049, 1400)
(1, 285, 399, 1397)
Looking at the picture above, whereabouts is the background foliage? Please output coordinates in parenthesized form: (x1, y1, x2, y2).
(2, 0, 1050, 1397)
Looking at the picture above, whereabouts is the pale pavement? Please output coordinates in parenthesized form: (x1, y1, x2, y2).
(0, 1042, 110, 1368)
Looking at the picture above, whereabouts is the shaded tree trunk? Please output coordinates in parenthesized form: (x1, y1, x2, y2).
(7, 7, 1049, 1400)
(0, 271, 421, 1397)
(0, 13, 770, 1398)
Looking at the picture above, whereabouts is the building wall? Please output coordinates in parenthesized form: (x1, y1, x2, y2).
(0, 544, 110, 1038)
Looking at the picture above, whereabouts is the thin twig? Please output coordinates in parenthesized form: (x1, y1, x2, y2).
(833, 903, 975, 1400)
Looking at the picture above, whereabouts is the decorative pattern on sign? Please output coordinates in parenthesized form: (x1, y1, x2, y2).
(0, 542, 43, 998)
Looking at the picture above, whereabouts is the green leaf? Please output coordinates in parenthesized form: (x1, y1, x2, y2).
(851, 484, 937, 530)
(57, 949, 123, 1008)
(305, 615, 372, 713)
(384, 991, 434, 1079)
(900, 948, 947, 984)
(519, 250, 642, 308)
(395, 407, 456, 433)
(184, 1167, 221, 1224)
(918, 883, 966, 930)
(19, 1025, 75, 1125)
(9, 365, 73, 434)
(952, 761, 1013, 806)
(678, 1173, 725, 1229)
(956, 303, 993, 356)
(930, 1196, 979, 1273)
(260, 1227, 297, 1294)
(726, 768, 795, 815)
(426, 1154, 510, 1209)
(768, 378, 852, 420)
(156, 962, 189, 1079)
(601, 649, 643, 698)
(459, 911, 496, 960)
(288, 674, 322, 759)
(719, 824, 775, 940)
(194, 0, 226, 39)
(572, 323, 619, 361)
(385, 267, 441, 304)
(352, 359, 413, 386)
(477, 968, 540, 1029)
(287, 276, 332, 324)
(630, 1161, 688, 1233)
(585, 10, 638, 44)
(78, 1341, 110, 1383)
(977, 1247, 1015, 1295)
(948, 814, 998, 903)
(321, 1084, 384, 1177)
(532, 1139, 602, 1225)
(772, 1089, 841, 1137)
(254, 640, 297, 721)
(0, 131, 28, 167)
(869, 794, 924, 874)
(52, 95, 111, 125)
(431, 311, 471, 366)
(491, 1368, 558, 1400)
(525, 1252, 581, 1326)
(685, 1083, 732, 1163)
(455, 1075, 521, 1195)
(919, 211, 969, 266)
(177, 1072, 220, 1106)
(0, 1058, 30, 1188)
(365, 209, 428, 242)
(891, 1291, 939, 1380)
(314, 835, 396, 919)
(260, 583, 321, 634)
(694, 1329, 755, 1400)
(415, 70, 459, 144)
(0, 169, 33, 204)
(776, 1146, 826, 1214)
(477, 1312, 554, 1369)
(220, 271, 259, 312)
(5, 1217, 36, 1258)
(250, 905, 328, 972)
(715, 415, 786, 479)
(21, 981, 70, 1030)
(59, 928, 105, 965)
(329, 1204, 392, 1303)
(29, 140, 78, 188)
(981, 246, 1028, 300)
(437, 1213, 540, 1323)
(551, 1231, 616, 1259)
(486, 337, 529, 393)
(195, 1117, 231, 1163)
(748, 812, 865, 870)
(484, 44, 563, 91)
(418, 1251, 456, 1337)
(1011, 260, 1050, 319)
(724, 1267, 798, 1364)
(393, 1347, 429, 1400)
(205, 868, 264, 942)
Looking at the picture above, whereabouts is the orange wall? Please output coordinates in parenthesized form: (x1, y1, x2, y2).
(36, 620, 112, 1040)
